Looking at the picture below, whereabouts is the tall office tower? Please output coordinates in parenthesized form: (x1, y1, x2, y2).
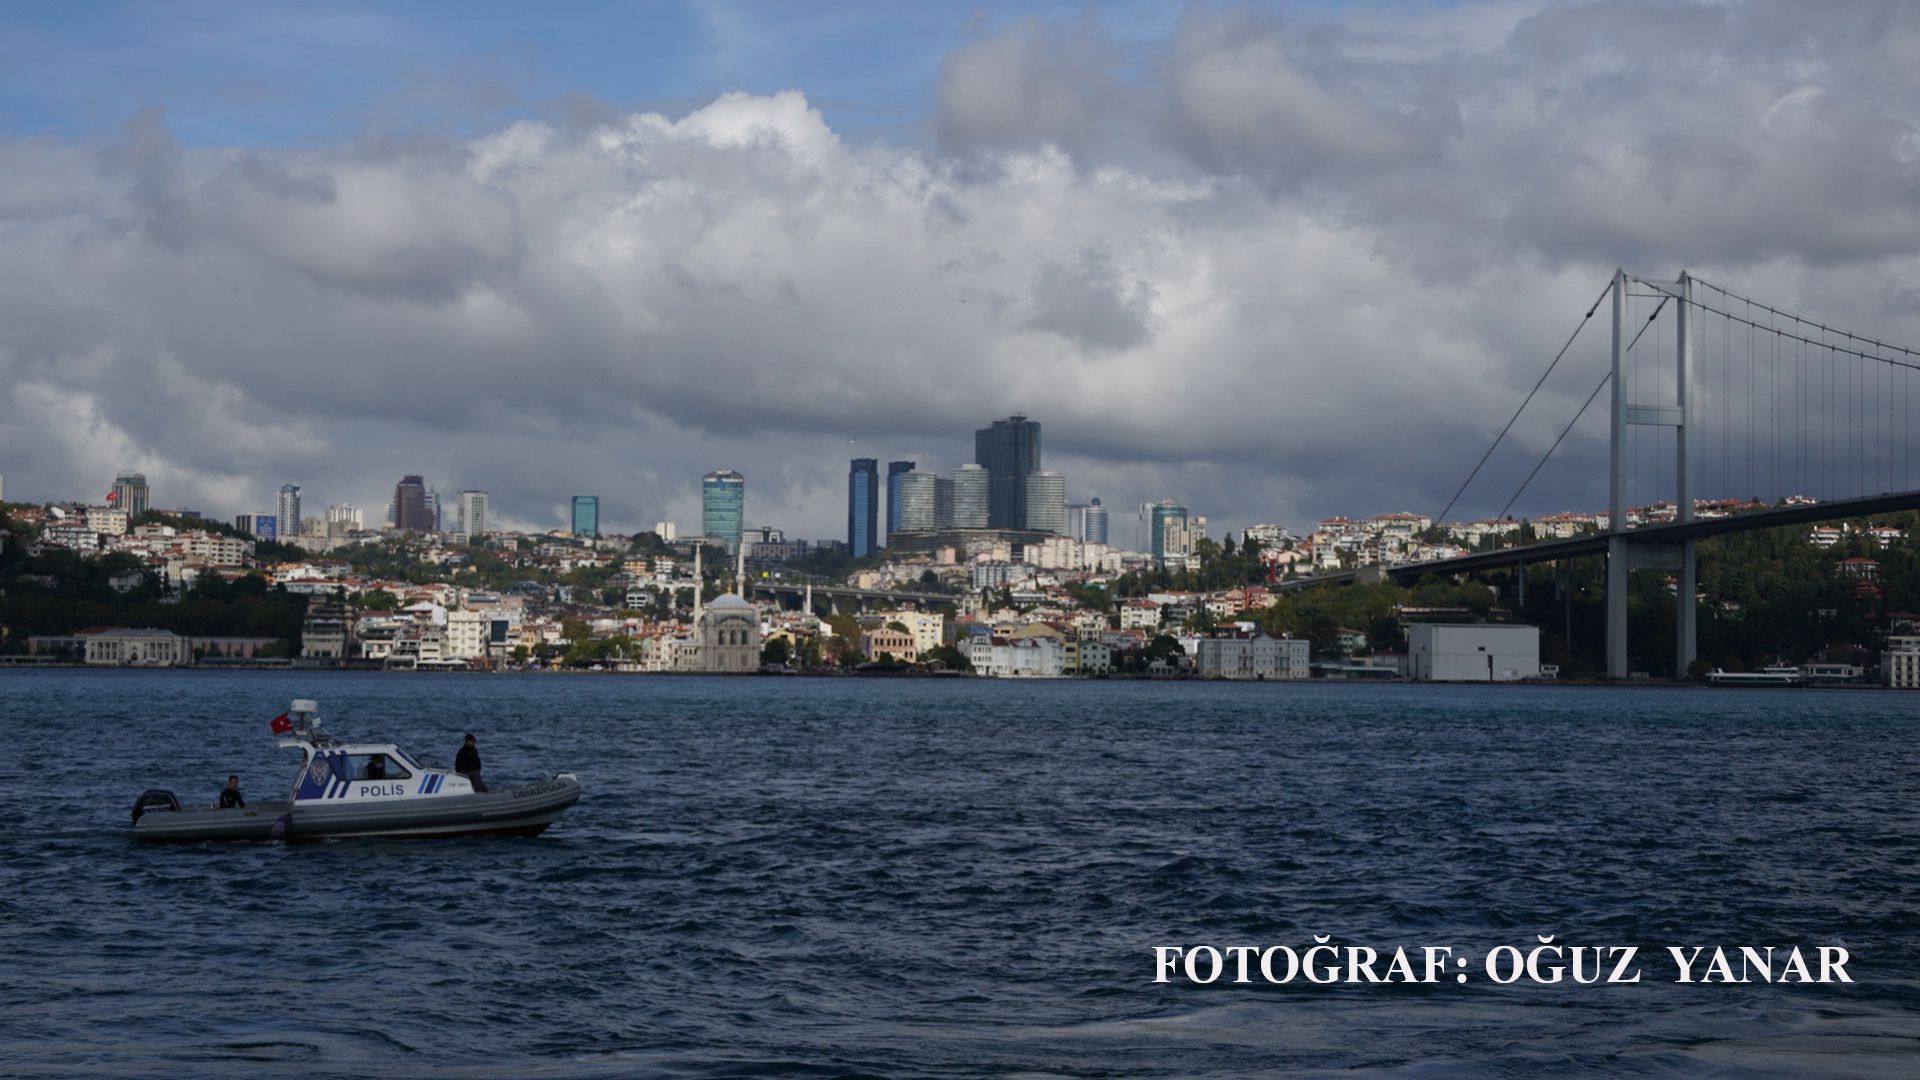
(702, 469, 745, 550)
(458, 490, 489, 540)
(1151, 500, 1190, 561)
(848, 458, 879, 557)
(950, 464, 990, 529)
(425, 489, 442, 533)
(1085, 497, 1110, 546)
(110, 471, 150, 516)
(885, 460, 915, 543)
(571, 495, 600, 539)
(654, 521, 677, 542)
(896, 470, 940, 532)
(392, 476, 429, 532)
(934, 475, 955, 529)
(276, 483, 302, 540)
(1024, 470, 1068, 534)
(974, 415, 1041, 528)
(0, 474, 6, 502)
(1067, 503, 1088, 540)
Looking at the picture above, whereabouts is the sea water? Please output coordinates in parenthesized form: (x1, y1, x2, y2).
(1, 669, 1915, 1077)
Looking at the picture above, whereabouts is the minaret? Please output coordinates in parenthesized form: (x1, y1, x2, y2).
(734, 542, 746, 596)
(804, 581, 813, 623)
(693, 544, 703, 621)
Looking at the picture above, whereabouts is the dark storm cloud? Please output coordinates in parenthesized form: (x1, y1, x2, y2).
(4, 2, 1920, 538)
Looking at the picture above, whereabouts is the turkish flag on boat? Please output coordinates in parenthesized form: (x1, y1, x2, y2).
(270, 712, 293, 734)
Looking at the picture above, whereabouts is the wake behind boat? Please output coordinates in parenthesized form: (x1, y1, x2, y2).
(131, 700, 580, 842)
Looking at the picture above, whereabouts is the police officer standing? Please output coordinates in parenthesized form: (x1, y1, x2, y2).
(455, 734, 487, 792)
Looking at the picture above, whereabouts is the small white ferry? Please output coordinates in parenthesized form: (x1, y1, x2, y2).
(1705, 664, 1806, 687)
(131, 700, 580, 842)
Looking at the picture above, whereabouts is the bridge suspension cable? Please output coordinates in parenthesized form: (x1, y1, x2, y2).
(1431, 280, 1614, 526)
(1495, 294, 1670, 522)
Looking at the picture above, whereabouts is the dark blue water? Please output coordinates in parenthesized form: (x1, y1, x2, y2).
(1, 670, 1916, 1078)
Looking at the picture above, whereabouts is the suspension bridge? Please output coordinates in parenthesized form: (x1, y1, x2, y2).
(1280, 268, 1920, 678)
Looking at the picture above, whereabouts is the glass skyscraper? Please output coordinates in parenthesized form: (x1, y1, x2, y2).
(392, 475, 429, 532)
(1085, 497, 1109, 545)
(885, 460, 915, 543)
(895, 470, 939, 532)
(703, 469, 745, 549)
(571, 495, 600, 539)
(848, 458, 879, 558)
(1024, 470, 1067, 534)
(974, 415, 1041, 528)
(950, 464, 989, 529)
(1151, 500, 1188, 561)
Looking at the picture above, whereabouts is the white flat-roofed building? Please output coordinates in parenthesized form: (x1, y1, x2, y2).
(1409, 624, 1540, 682)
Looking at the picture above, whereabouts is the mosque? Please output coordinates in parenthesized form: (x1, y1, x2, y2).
(682, 543, 763, 673)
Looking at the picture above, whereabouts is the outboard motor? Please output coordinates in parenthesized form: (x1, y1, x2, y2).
(131, 789, 180, 825)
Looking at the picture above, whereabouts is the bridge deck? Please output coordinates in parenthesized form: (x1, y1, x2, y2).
(1277, 489, 1920, 592)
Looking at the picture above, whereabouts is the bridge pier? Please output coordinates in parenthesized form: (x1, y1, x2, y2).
(1606, 537, 1629, 678)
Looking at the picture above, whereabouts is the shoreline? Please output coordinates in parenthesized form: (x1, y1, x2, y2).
(0, 661, 1903, 690)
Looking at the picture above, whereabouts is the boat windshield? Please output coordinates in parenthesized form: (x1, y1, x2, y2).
(389, 747, 423, 771)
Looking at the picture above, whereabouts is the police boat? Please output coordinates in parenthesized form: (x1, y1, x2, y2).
(131, 700, 581, 842)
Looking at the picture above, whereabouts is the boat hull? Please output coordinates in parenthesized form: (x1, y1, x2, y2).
(132, 800, 293, 842)
(133, 778, 581, 843)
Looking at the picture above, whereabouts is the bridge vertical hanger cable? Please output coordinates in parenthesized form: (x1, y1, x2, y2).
(1430, 280, 1613, 527)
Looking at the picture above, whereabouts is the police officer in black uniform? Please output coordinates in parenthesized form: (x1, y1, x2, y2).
(455, 733, 486, 792)
(218, 775, 245, 809)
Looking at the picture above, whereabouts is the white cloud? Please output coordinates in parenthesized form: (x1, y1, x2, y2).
(4, 1, 1920, 541)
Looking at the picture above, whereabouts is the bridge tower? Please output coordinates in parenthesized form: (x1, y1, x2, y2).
(1606, 269, 1696, 678)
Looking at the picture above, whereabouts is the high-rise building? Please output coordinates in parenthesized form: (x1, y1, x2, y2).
(1024, 470, 1067, 534)
(1085, 497, 1109, 546)
(934, 475, 955, 529)
(326, 503, 363, 537)
(848, 458, 879, 558)
(951, 464, 990, 529)
(885, 460, 915, 543)
(392, 476, 429, 532)
(425, 488, 442, 533)
(110, 471, 150, 516)
(234, 512, 277, 540)
(702, 469, 745, 549)
(1151, 500, 1190, 561)
(896, 470, 940, 532)
(654, 521, 677, 542)
(458, 490, 489, 540)
(571, 495, 600, 539)
(974, 415, 1041, 528)
(276, 484, 302, 540)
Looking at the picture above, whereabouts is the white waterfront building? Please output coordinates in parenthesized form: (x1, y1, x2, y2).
(1195, 631, 1310, 680)
(1408, 624, 1541, 681)
(964, 635, 1066, 677)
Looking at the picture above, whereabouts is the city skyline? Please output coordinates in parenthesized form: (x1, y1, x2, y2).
(3, 3, 1919, 542)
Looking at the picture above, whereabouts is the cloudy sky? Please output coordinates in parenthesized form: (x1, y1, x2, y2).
(4, 0, 1920, 541)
